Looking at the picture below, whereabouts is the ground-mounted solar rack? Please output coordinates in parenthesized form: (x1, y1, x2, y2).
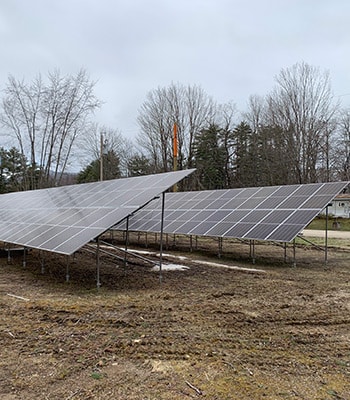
(113, 181, 349, 266)
(0, 169, 195, 287)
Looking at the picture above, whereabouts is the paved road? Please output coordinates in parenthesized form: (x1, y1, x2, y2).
(302, 229, 350, 239)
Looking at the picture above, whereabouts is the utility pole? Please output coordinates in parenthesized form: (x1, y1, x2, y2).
(173, 123, 178, 191)
(322, 120, 330, 182)
(100, 132, 104, 181)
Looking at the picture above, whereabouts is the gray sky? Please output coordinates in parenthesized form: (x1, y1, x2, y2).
(1, 0, 349, 141)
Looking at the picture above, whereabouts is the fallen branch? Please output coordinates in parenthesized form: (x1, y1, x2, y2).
(222, 360, 235, 369)
(65, 389, 81, 400)
(7, 293, 30, 301)
(185, 380, 203, 395)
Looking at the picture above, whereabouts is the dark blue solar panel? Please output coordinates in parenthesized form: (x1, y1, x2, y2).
(115, 181, 348, 242)
(0, 169, 195, 254)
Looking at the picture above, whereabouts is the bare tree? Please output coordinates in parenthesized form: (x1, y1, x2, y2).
(265, 62, 338, 183)
(136, 82, 215, 172)
(137, 87, 173, 172)
(0, 69, 100, 188)
(213, 102, 237, 187)
(243, 94, 266, 133)
(77, 123, 134, 177)
(332, 109, 350, 181)
(1, 75, 43, 188)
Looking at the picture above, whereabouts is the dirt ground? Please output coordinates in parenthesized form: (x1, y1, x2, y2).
(0, 235, 350, 400)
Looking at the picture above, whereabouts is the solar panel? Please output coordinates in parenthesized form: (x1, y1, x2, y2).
(0, 169, 195, 255)
(114, 181, 348, 242)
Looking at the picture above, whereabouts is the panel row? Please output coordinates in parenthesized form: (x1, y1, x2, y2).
(115, 181, 348, 242)
(0, 169, 194, 254)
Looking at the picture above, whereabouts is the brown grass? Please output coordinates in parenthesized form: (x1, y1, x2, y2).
(0, 237, 350, 399)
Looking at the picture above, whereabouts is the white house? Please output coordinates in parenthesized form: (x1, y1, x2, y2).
(325, 194, 350, 218)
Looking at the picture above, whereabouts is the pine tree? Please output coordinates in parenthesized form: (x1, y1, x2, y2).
(193, 124, 226, 190)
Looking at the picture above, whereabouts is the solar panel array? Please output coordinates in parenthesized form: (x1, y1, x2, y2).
(115, 181, 348, 242)
(0, 169, 194, 255)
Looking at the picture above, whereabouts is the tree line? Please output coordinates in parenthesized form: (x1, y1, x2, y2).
(0, 62, 349, 193)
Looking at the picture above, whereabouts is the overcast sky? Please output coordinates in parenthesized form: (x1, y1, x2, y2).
(1, 0, 349, 141)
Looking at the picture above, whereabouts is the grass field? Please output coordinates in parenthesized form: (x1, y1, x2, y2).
(1, 236, 350, 399)
(307, 215, 350, 231)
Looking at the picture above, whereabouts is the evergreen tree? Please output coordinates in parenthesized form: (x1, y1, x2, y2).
(257, 125, 293, 185)
(193, 124, 226, 190)
(232, 122, 304, 187)
(0, 147, 28, 193)
(77, 150, 121, 183)
(232, 122, 254, 187)
(77, 160, 100, 183)
(127, 154, 155, 176)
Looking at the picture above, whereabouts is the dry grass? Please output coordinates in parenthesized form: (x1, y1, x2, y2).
(0, 237, 350, 399)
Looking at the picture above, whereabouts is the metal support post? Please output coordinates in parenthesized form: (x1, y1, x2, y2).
(124, 216, 129, 274)
(218, 237, 222, 258)
(66, 255, 70, 282)
(41, 251, 45, 274)
(159, 192, 166, 283)
(7, 245, 11, 264)
(96, 236, 101, 289)
(325, 206, 329, 265)
(293, 239, 296, 267)
(23, 247, 26, 268)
